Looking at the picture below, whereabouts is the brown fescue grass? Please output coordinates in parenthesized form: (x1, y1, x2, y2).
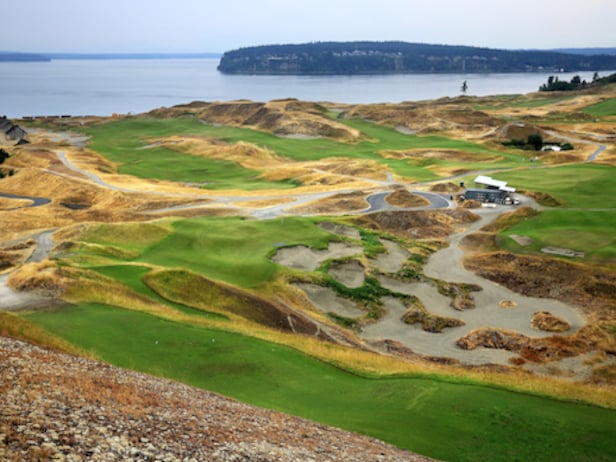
(288, 191, 369, 215)
(486, 93, 606, 119)
(0, 198, 32, 210)
(480, 206, 540, 232)
(146, 136, 287, 170)
(8, 260, 65, 296)
(151, 99, 365, 142)
(0, 240, 36, 273)
(78, 220, 172, 246)
(385, 188, 430, 208)
(232, 197, 295, 208)
(381, 148, 502, 163)
(343, 102, 502, 139)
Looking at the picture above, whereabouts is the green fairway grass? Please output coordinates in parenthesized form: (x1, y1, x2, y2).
(584, 97, 616, 117)
(85, 118, 297, 190)
(25, 303, 616, 462)
(85, 116, 527, 185)
(466, 164, 616, 208)
(74, 216, 340, 288)
(500, 210, 616, 261)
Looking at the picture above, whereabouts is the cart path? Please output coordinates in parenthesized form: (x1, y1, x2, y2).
(543, 129, 607, 162)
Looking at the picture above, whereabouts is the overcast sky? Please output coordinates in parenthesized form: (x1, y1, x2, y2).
(4, 0, 615, 53)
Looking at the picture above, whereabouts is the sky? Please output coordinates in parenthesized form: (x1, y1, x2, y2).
(3, 0, 615, 53)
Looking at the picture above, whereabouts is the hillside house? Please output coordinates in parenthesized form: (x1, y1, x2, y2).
(5, 125, 27, 141)
(1, 117, 27, 143)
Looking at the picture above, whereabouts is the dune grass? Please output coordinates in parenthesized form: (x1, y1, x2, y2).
(473, 95, 576, 110)
(25, 303, 616, 462)
(500, 210, 616, 262)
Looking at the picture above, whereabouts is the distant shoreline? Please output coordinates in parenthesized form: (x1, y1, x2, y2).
(218, 41, 616, 76)
(0, 52, 222, 62)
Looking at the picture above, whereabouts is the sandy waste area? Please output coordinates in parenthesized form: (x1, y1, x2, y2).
(273, 220, 588, 371)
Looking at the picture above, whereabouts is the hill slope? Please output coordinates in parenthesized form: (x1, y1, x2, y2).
(0, 336, 430, 461)
(218, 41, 616, 75)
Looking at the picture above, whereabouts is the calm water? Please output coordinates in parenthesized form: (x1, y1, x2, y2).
(0, 58, 606, 118)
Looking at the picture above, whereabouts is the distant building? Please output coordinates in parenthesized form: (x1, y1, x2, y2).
(5, 125, 27, 141)
(463, 188, 508, 203)
(1, 117, 28, 143)
(542, 145, 561, 152)
(463, 175, 517, 204)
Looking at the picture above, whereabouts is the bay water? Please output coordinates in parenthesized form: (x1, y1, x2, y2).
(0, 58, 605, 118)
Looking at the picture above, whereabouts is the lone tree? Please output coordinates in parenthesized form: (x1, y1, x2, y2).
(0, 148, 9, 164)
(461, 80, 468, 94)
(527, 133, 543, 151)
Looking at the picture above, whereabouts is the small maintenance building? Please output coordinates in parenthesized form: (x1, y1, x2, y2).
(463, 175, 516, 204)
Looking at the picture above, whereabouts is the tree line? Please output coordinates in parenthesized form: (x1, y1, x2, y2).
(218, 41, 616, 75)
(539, 72, 616, 91)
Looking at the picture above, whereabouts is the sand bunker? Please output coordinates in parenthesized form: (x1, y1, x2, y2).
(328, 260, 365, 288)
(319, 222, 361, 240)
(293, 283, 364, 318)
(509, 234, 534, 246)
(370, 239, 409, 273)
(272, 242, 363, 271)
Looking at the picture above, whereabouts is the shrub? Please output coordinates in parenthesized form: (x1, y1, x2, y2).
(527, 134, 543, 151)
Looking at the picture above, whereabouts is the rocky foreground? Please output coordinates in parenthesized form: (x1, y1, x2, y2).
(0, 336, 432, 461)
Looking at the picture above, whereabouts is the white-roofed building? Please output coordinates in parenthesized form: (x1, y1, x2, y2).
(464, 175, 517, 204)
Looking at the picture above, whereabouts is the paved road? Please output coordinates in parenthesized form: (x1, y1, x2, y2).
(0, 192, 51, 208)
(365, 191, 451, 213)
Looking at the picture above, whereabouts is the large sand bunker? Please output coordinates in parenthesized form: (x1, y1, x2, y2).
(274, 212, 588, 369)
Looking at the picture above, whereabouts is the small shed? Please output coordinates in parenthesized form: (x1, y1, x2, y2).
(465, 175, 516, 204)
(464, 188, 507, 203)
(5, 125, 27, 141)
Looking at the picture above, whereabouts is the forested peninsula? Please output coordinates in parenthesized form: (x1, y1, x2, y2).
(0, 52, 50, 62)
(218, 41, 616, 75)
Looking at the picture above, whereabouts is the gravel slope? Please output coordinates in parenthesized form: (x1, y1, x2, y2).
(0, 336, 433, 461)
